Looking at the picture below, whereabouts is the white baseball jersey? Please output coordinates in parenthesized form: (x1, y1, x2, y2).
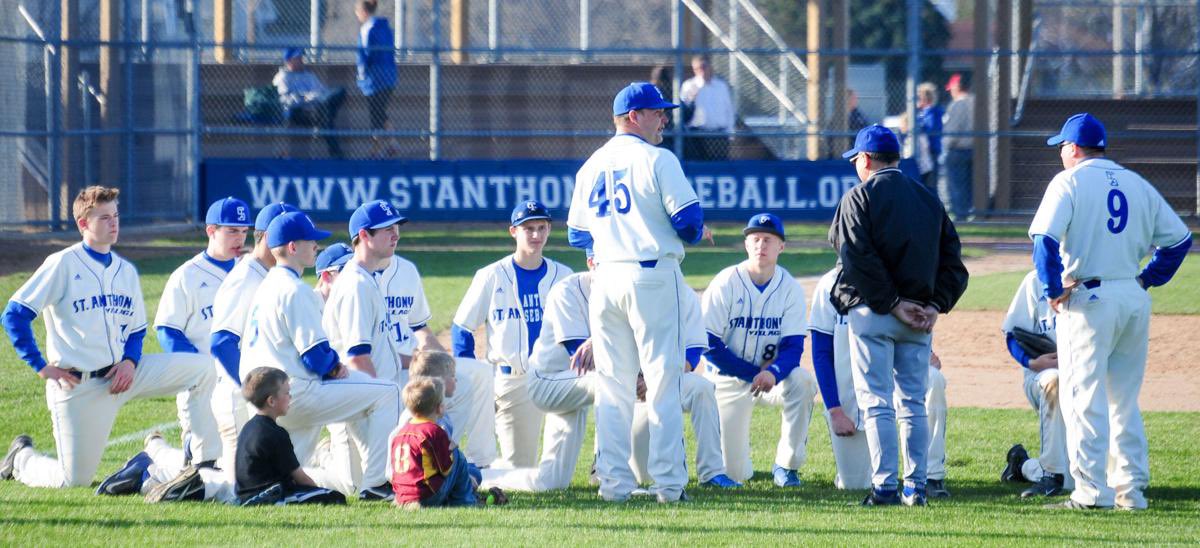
(701, 262, 807, 374)
(155, 253, 238, 354)
(453, 255, 572, 374)
(210, 257, 269, 338)
(807, 268, 853, 412)
(1002, 271, 1058, 345)
(530, 272, 707, 376)
(10, 243, 147, 371)
(241, 267, 330, 381)
(1029, 157, 1190, 281)
(567, 134, 700, 263)
(322, 260, 401, 383)
(377, 254, 433, 356)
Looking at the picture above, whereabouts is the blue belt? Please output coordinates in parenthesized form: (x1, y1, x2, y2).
(639, 260, 658, 268)
(1082, 279, 1101, 289)
(499, 365, 513, 375)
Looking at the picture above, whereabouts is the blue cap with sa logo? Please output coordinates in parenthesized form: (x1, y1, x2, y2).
(743, 212, 785, 241)
(315, 242, 354, 273)
(348, 199, 408, 238)
(254, 202, 300, 231)
(266, 211, 332, 248)
(511, 200, 551, 227)
(205, 196, 254, 227)
(613, 82, 679, 117)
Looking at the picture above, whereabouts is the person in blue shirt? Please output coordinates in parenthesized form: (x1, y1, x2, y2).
(355, 0, 398, 152)
(916, 82, 944, 191)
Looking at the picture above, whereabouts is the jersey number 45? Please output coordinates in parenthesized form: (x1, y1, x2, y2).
(589, 169, 632, 217)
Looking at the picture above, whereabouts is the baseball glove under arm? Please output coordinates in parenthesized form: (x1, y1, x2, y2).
(1011, 326, 1057, 358)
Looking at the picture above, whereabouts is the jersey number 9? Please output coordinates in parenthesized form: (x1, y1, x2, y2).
(1106, 189, 1128, 234)
(590, 169, 632, 217)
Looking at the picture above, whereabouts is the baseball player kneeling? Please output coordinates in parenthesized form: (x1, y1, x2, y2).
(998, 270, 1071, 498)
(700, 214, 818, 487)
(239, 211, 402, 502)
(0, 187, 220, 489)
(808, 268, 951, 497)
(452, 201, 572, 469)
(480, 255, 738, 492)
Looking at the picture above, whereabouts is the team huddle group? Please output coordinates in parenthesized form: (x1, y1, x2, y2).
(0, 82, 1191, 512)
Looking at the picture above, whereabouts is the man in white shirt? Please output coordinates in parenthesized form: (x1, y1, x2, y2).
(680, 55, 735, 161)
(272, 47, 346, 158)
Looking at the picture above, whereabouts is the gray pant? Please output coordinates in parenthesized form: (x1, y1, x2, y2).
(847, 305, 932, 492)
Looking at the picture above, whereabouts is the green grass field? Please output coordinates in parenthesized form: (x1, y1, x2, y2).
(2, 228, 1198, 544)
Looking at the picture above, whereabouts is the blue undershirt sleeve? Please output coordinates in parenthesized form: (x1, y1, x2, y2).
(1032, 234, 1065, 299)
(703, 333, 760, 384)
(685, 346, 704, 370)
(2, 301, 47, 372)
(809, 330, 840, 409)
(210, 330, 242, 385)
(567, 227, 594, 252)
(301, 341, 339, 378)
(346, 343, 371, 357)
(451, 324, 476, 359)
(1139, 235, 1192, 288)
(765, 334, 804, 383)
(1005, 332, 1032, 369)
(562, 338, 585, 357)
(122, 328, 146, 366)
(156, 326, 199, 354)
(670, 202, 705, 245)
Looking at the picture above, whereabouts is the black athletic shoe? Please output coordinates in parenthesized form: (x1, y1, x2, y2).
(145, 466, 205, 503)
(1045, 499, 1111, 510)
(1021, 474, 1065, 498)
(240, 483, 284, 507)
(860, 489, 901, 506)
(0, 435, 33, 480)
(927, 478, 951, 498)
(1001, 444, 1031, 483)
(359, 482, 395, 502)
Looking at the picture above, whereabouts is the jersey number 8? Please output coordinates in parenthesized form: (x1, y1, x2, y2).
(590, 169, 632, 217)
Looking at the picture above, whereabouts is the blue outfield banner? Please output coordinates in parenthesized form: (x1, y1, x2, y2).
(201, 158, 920, 224)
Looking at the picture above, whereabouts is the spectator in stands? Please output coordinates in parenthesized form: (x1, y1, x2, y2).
(681, 55, 735, 161)
(273, 48, 346, 158)
(650, 65, 674, 102)
(846, 90, 870, 132)
(942, 73, 974, 221)
(356, 0, 398, 155)
(916, 82, 944, 191)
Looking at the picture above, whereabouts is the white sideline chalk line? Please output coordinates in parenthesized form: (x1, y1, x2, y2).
(106, 422, 178, 448)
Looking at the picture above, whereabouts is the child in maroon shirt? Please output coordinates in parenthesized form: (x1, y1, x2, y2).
(391, 377, 478, 507)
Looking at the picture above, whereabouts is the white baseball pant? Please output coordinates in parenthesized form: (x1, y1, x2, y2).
(481, 369, 596, 492)
(449, 357, 497, 467)
(826, 366, 948, 489)
(276, 371, 401, 492)
(631, 371, 725, 484)
(1023, 368, 1068, 478)
(704, 365, 817, 483)
(1057, 279, 1150, 507)
(591, 260, 688, 502)
(12, 353, 218, 488)
(140, 460, 238, 504)
(494, 371, 544, 469)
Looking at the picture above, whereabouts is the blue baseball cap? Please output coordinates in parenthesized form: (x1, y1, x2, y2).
(284, 47, 304, 62)
(1047, 113, 1106, 148)
(613, 82, 679, 117)
(511, 200, 551, 227)
(348, 199, 408, 238)
(315, 242, 354, 273)
(254, 202, 300, 231)
(743, 213, 786, 241)
(266, 211, 331, 248)
(205, 196, 254, 227)
(842, 124, 901, 159)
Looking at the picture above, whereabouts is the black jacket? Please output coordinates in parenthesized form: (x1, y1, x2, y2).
(828, 167, 969, 315)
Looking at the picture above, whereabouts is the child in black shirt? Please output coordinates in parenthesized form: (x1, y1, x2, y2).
(236, 367, 345, 506)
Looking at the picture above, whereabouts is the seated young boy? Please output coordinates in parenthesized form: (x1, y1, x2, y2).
(392, 376, 504, 508)
(236, 367, 346, 506)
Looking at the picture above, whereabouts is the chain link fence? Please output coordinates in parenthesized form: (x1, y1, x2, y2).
(0, 0, 1197, 228)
